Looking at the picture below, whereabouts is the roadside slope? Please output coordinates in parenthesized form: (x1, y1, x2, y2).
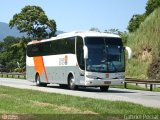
(126, 8, 160, 79)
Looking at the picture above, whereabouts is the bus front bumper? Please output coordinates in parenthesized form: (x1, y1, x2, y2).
(85, 78, 124, 86)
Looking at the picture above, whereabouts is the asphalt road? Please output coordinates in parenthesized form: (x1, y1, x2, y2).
(0, 78, 160, 108)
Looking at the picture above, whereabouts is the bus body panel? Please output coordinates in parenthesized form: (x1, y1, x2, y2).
(26, 31, 126, 89)
(26, 54, 85, 85)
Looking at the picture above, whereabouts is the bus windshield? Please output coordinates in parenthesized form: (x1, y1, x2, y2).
(85, 37, 125, 73)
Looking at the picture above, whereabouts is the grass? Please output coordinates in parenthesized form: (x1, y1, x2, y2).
(0, 73, 25, 79)
(126, 8, 160, 79)
(112, 84, 149, 91)
(112, 84, 160, 92)
(0, 86, 160, 120)
(126, 59, 150, 79)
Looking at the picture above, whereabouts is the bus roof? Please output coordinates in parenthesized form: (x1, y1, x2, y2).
(28, 31, 120, 45)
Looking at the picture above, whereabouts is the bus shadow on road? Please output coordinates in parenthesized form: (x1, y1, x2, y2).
(32, 84, 136, 93)
(77, 87, 136, 93)
(44, 84, 137, 93)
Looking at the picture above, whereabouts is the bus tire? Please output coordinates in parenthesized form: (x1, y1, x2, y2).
(35, 74, 41, 86)
(100, 86, 109, 92)
(68, 74, 78, 90)
(35, 74, 47, 87)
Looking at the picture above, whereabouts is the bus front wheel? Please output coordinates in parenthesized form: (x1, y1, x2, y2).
(100, 86, 109, 92)
(68, 75, 78, 90)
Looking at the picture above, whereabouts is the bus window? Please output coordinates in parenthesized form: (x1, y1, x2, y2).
(76, 36, 84, 70)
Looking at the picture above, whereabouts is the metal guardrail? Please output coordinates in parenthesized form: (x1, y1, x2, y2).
(0, 72, 26, 79)
(125, 78, 160, 91)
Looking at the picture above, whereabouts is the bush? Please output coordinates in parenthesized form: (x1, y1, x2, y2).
(127, 14, 146, 32)
(148, 58, 160, 80)
(145, 0, 160, 15)
(14, 68, 24, 73)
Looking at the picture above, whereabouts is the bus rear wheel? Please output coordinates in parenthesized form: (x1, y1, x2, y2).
(36, 74, 41, 86)
(100, 86, 109, 92)
(35, 74, 47, 87)
(68, 75, 78, 90)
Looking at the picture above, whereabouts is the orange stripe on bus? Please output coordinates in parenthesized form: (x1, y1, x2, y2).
(33, 56, 48, 83)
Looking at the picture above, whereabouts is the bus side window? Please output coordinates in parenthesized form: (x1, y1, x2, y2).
(66, 37, 75, 54)
(27, 44, 41, 57)
(41, 42, 52, 56)
(27, 45, 32, 57)
(76, 36, 84, 70)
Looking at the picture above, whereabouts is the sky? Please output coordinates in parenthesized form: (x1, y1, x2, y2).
(0, 0, 147, 32)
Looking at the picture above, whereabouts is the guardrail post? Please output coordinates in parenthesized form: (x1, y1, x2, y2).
(150, 84, 153, 91)
(145, 83, 147, 88)
(124, 82, 127, 88)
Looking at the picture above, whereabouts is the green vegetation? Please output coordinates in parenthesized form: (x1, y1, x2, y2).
(127, 0, 160, 33)
(0, 73, 25, 79)
(0, 36, 30, 72)
(112, 84, 147, 91)
(145, 0, 160, 15)
(9, 5, 56, 40)
(0, 5, 57, 72)
(112, 84, 160, 92)
(127, 14, 146, 33)
(0, 86, 160, 120)
(126, 8, 160, 79)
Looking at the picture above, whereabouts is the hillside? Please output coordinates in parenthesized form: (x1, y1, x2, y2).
(0, 22, 26, 40)
(126, 8, 160, 79)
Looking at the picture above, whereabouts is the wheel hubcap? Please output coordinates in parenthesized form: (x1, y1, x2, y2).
(70, 78, 74, 86)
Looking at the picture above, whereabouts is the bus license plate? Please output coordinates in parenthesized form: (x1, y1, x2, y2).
(104, 81, 111, 84)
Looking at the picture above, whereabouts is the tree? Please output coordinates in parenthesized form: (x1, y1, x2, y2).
(104, 29, 128, 45)
(89, 27, 100, 32)
(9, 5, 57, 40)
(0, 36, 31, 72)
(127, 14, 145, 32)
(104, 28, 121, 35)
(145, 0, 160, 15)
(119, 31, 128, 45)
(3, 36, 19, 50)
(10, 37, 30, 71)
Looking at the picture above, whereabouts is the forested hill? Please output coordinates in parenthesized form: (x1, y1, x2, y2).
(126, 8, 160, 80)
(0, 22, 64, 41)
(0, 22, 26, 41)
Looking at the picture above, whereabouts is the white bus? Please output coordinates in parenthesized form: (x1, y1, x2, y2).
(26, 31, 131, 91)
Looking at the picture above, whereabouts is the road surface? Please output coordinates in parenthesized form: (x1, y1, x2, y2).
(0, 78, 160, 108)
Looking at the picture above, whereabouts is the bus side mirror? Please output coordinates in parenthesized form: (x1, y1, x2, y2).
(83, 46, 88, 59)
(125, 46, 132, 59)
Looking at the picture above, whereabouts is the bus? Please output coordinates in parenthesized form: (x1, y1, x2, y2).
(26, 31, 131, 91)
